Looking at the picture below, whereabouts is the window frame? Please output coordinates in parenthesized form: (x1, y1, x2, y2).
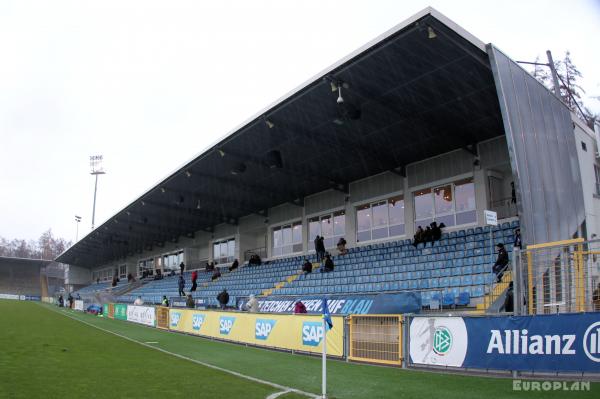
(355, 195, 405, 244)
(272, 220, 303, 257)
(414, 178, 477, 229)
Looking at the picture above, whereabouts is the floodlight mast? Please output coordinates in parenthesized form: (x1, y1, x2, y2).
(89, 155, 106, 230)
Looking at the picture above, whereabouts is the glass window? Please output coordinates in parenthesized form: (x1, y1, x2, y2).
(455, 180, 476, 212)
(333, 211, 345, 236)
(434, 185, 453, 214)
(357, 204, 371, 231)
(414, 189, 433, 221)
(309, 217, 321, 242)
(273, 221, 302, 256)
(213, 239, 235, 264)
(372, 201, 388, 227)
(356, 195, 406, 243)
(414, 179, 477, 228)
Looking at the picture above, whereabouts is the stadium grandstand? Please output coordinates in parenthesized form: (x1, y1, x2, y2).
(0, 256, 54, 299)
(43, 7, 599, 377)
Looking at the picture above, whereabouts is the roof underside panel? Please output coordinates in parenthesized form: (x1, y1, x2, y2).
(57, 13, 504, 268)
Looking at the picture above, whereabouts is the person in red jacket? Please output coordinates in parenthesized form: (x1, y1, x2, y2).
(190, 270, 198, 292)
(294, 300, 307, 314)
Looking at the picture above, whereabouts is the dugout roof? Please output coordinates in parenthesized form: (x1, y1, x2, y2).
(57, 8, 506, 268)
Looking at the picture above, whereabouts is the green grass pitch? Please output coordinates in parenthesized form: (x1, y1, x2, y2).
(0, 300, 596, 399)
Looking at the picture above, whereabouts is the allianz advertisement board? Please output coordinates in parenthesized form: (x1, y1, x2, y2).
(409, 313, 600, 372)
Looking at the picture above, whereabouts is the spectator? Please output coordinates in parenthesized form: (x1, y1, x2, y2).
(58, 295, 64, 307)
(336, 237, 348, 255)
(178, 275, 185, 297)
(500, 282, 514, 312)
(127, 273, 135, 283)
(169, 269, 176, 277)
(413, 226, 424, 247)
(162, 295, 169, 307)
(134, 296, 144, 305)
(112, 275, 119, 287)
(229, 259, 239, 272)
(67, 294, 74, 308)
(217, 289, 229, 309)
(593, 283, 600, 312)
(511, 181, 516, 204)
(96, 278, 100, 284)
(422, 226, 433, 246)
(514, 228, 522, 250)
(179, 262, 185, 275)
(153, 269, 163, 280)
(191, 270, 198, 292)
(294, 300, 307, 314)
(205, 261, 215, 272)
(492, 243, 509, 282)
(75, 293, 81, 300)
(321, 253, 334, 273)
(431, 221, 445, 242)
(314, 235, 322, 262)
(246, 294, 259, 312)
(249, 254, 262, 266)
(186, 294, 195, 309)
(301, 259, 313, 274)
(317, 236, 326, 263)
(212, 268, 222, 281)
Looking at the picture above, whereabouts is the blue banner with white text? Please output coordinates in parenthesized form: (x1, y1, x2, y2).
(464, 313, 600, 372)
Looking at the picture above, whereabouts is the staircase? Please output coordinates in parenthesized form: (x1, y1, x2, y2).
(260, 262, 320, 297)
(476, 270, 513, 312)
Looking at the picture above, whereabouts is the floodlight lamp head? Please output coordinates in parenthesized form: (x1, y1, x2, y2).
(337, 87, 344, 104)
(428, 26, 437, 39)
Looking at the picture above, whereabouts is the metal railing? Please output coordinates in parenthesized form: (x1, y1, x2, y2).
(348, 315, 402, 365)
(520, 238, 599, 314)
(490, 197, 518, 220)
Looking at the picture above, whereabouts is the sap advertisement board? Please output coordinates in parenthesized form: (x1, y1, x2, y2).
(126, 305, 156, 327)
(168, 310, 344, 356)
(238, 293, 420, 315)
(409, 313, 600, 372)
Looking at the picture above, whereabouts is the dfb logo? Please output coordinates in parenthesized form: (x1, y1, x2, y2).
(170, 312, 181, 327)
(255, 319, 276, 340)
(302, 321, 324, 346)
(219, 316, 236, 335)
(192, 314, 205, 331)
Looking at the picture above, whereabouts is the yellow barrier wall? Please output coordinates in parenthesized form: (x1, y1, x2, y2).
(168, 310, 344, 356)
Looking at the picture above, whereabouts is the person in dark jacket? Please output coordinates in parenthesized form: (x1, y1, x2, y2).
(302, 259, 312, 274)
(228, 259, 239, 272)
(67, 294, 74, 308)
(212, 268, 221, 281)
(190, 270, 198, 292)
(413, 226, 424, 247)
(314, 235, 322, 262)
(514, 228, 522, 250)
(336, 237, 348, 255)
(317, 236, 326, 262)
(179, 262, 185, 275)
(186, 294, 195, 309)
(500, 282, 514, 312)
(321, 253, 334, 273)
(58, 295, 64, 307)
(205, 261, 215, 272)
(178, 275, 185, 297)
(493, 243, 509, 282)
(217, 289, 229, 309)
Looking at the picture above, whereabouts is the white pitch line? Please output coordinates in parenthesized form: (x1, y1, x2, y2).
(266, 389, 292, 399)
(47, 306, 319, 399)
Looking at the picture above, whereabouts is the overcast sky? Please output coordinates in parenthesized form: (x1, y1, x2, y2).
(1, 0, 599, 244)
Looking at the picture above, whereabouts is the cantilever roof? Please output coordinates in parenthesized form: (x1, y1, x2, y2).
(57, 7, 504, 268)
